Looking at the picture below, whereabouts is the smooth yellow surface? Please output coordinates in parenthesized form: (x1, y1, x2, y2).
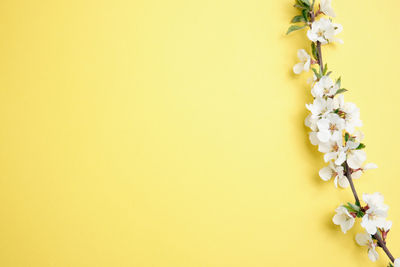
(0, 0, 400, 266)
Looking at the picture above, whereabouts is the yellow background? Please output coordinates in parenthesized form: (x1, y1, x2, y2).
(0, 0, 399, 266)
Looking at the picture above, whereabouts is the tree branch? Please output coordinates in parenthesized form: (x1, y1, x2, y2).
(309, 8, 395, 264)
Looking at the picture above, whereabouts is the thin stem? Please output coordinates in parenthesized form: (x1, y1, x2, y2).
(309, 8, 396, 264)
(375, 233, 395, 263)
(344, 162, 360, 205)
(316, 42, 323, 73)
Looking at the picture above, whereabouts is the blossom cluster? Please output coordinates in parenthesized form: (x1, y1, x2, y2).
(288, 0, 397, 265)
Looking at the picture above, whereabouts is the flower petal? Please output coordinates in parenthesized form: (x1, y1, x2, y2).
(293, 63, 304, 74)
(319, 166, 333, 181)
(338, 176, 349, 188)
(355, 232, 370, 246)
(351, 170, 362, 179)
(335, 151, 346, 165)
(368, 248, 379, 262)
(297, 49, 309, 62)
(317, 131, 330, 143)
(364, 163, 378, 170)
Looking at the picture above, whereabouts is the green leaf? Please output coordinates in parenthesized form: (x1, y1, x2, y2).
(356, 143, 366, 150)
(311, 68, 321, 79)
(344, 132, 350, 142)
(335, 88, 348, 95)
(294, 0, 307, 9)
(293, 4, 306, 9)
(301, 9, 309, 22)
(343, 202, 364, 217)
(343, 204, 356, 213)
(286, 25, 306, 35)
(311, 0, 315, 8)
(291, 15, 306, 23)
(311, 42, 318, 61)
(347, 202, 360, 212)
(326, 71, 332, 76)
(323, 63, 328, 75)
(388, 263, 394, 267)
(295, 0, 304, 6)
(336, 76, 341, 88)
(356, 210, 365, 218)
(299, 0, 310, 7)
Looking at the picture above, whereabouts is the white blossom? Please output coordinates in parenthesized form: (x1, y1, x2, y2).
(345, 141, 367, 169)
(334, 95, 362, 134)
(306, 97, 335, 118)
(363, 192, 388, 211)
(394, 258, 400, 267)
(318, 139, 346, 165)
(293, 49, 311, 74)
(307, 18, 343, 44)
(351, 163, 378, 179)
(361, 193, 389, 235)
(311, 75, 339, 98)
(316, 113, 344, 142)
(319, 162, 349, 188)
(355, 232, 379, 262)
(352, 130, 364, 142)
(320, 0, 336, 17)
(332, 206, 355, 233)
(305, 97, 337, 144)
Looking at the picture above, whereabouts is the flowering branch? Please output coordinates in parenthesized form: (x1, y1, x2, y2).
(287, 0, 398, 266)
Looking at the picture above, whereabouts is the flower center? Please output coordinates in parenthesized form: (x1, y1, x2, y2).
(368, 212, 377, 220)
(329, 123, 337, 133)
(332, 143, 339, 152)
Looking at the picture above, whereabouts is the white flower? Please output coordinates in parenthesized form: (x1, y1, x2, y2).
(351, 163, 378, 179)
(319, 161, 349, 188)
(333, 206, 355, 233)
(318, 139, 346, 165)
(320, 0, 336, 17)
(293, 49, 311, 74)
(353, 130, 364, 142)
(361, 193, 389, 235)
(311, 75, 339, 98)
(334, 95, 363, 134)
(307, 18, 343, 44)
(361, 206, 387, 235)
(319, 139, 366, 168)
(394, 258, 400, 267)
(316, 113, 344, 142)
(306, 97, 335, 118)
(355, 232, 379, 262)
(305, 97, 337, 145)
(363, 192, 389, 211)
(305, 97, 336, 137)
(345, 141, 367, 169)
